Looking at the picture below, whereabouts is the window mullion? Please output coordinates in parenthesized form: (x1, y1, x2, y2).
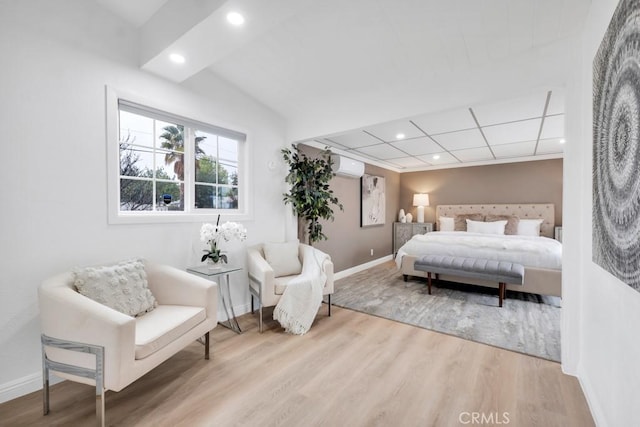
(152, 119, 158, 211)
(183, 126, 195, 213)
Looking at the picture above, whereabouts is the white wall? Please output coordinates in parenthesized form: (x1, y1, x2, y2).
(0, 0, 289, 402)
(564, 0, 640, 425)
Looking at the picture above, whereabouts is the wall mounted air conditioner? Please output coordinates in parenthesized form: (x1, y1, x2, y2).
(331, 154, 365, 178)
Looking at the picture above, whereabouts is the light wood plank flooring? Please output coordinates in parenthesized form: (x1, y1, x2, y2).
(0, 306, 593, 426)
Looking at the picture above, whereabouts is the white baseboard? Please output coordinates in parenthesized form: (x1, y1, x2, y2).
(0, 372, 62, 404)
(334, 255, 393, 280)
(577, 366, 605, 427)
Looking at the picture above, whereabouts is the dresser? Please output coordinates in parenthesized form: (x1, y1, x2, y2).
(393, 222, 434, 255)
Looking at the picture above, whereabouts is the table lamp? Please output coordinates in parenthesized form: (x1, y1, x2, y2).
(413, 193, 430, 223)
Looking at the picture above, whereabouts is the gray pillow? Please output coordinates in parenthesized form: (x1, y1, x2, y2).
(73, 259, 157, 317)
(485, 214, 520, 235)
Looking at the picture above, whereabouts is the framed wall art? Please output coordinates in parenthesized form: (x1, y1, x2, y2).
(361, 173, 385, 227)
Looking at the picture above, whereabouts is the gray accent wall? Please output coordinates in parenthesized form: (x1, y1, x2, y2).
(399, 159, 563, 227)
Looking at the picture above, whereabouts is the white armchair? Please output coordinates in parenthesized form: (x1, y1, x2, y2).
(38, 261, 218, 426)
(247, 243, 334, 332)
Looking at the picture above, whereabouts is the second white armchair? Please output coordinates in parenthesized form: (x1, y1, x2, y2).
(247, 242, 334, 332)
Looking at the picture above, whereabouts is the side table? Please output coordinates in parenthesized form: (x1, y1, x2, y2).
(187, 264, 243, 334)
(393, 222, 434, 256)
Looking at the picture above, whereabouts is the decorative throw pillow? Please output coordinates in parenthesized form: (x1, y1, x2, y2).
(517, 218, 544, 236)
(438, 216, 455, 232)
(454, 213, 484, 231)
(466, 219, 507, 235)
(73, 259, 157, 317)
(485, 214, 520, 235)
(263, 241, 302, 277)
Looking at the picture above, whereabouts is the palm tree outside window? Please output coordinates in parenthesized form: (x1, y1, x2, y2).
(117, 102, 243, 214)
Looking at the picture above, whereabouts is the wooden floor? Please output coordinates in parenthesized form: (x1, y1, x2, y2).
(0, 306, 593, 427)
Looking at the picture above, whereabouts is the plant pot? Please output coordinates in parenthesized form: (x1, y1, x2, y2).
(206, 259, 223, 271)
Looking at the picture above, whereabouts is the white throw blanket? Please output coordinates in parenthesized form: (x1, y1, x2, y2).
(273, 245, 329, 335)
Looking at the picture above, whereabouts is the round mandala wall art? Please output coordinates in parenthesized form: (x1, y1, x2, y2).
(593, 0, 640, 292)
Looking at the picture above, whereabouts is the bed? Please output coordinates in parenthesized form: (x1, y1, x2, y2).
(396, 204, 562, 297)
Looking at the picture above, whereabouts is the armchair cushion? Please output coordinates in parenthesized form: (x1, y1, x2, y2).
(274, 275, 300, 295)
(134, 305, 206, 359)
(263, 241, 302, 277)
(73, 259, 157, 317)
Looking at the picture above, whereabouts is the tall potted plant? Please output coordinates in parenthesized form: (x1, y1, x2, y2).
(281, 144, 343, 244)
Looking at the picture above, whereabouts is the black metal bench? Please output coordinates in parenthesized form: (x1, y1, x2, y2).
(413, 255, 525, 307)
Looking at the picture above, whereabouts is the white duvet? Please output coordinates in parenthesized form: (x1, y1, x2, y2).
(395, 231, 562, 270)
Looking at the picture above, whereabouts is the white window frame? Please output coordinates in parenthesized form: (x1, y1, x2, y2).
(106, 86, 252, 224)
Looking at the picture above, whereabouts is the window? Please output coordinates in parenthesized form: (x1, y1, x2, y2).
(108, 93, 247, 223)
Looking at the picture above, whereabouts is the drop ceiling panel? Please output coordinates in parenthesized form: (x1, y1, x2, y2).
(482, 118, 542, 145)
(411, 108, 477, 135)
(451, 146, 495, 162)
(492, 140, 537, 158)
(364, 120, 424, 142)
(537, 138, 565, 154)
(540, 114, 565, 139)
(417, 152, 459, 165)
(353, 143, 406, 160)
(390, 137, 442, 156)
(431, 128, 486, 151)
(387, 157, 430, 168)
(473, 92, 547, 125)
(302, 89, 567, 172)
(326, 131, 380, 149)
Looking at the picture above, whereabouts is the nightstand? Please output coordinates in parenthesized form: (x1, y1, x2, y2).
(393, 222, 434, 255)
(554, 226, 563, 243)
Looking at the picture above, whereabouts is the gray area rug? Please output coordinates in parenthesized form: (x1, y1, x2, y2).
(332, 261, 561, 361)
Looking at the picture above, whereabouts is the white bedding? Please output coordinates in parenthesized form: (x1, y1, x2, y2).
(395, 231, 562, 270)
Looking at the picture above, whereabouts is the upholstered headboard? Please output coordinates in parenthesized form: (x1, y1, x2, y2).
(436, 204, 555, 238)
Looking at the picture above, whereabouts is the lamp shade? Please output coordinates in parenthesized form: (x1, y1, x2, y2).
(413, 193, 430, 207)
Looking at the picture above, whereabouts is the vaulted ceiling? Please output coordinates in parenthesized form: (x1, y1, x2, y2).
(95, 0, 590, 171)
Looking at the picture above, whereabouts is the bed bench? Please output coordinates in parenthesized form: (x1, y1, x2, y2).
(414, 255, 525, 307)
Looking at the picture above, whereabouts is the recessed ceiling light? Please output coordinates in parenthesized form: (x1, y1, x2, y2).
(433, 154, 441, 160)
(227, 11, 245, 26)
(559, 138, 566, 144)
(396, 133, 405, 140)
(169, 53, 185, 64)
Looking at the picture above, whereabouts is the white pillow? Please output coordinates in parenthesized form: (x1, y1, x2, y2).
(438, 216, 455, 231)
(263, 241, 302, 277)
(517, 219, 544, 236)
(466, 219, 507, 235)
(73, 259, 157, 317)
